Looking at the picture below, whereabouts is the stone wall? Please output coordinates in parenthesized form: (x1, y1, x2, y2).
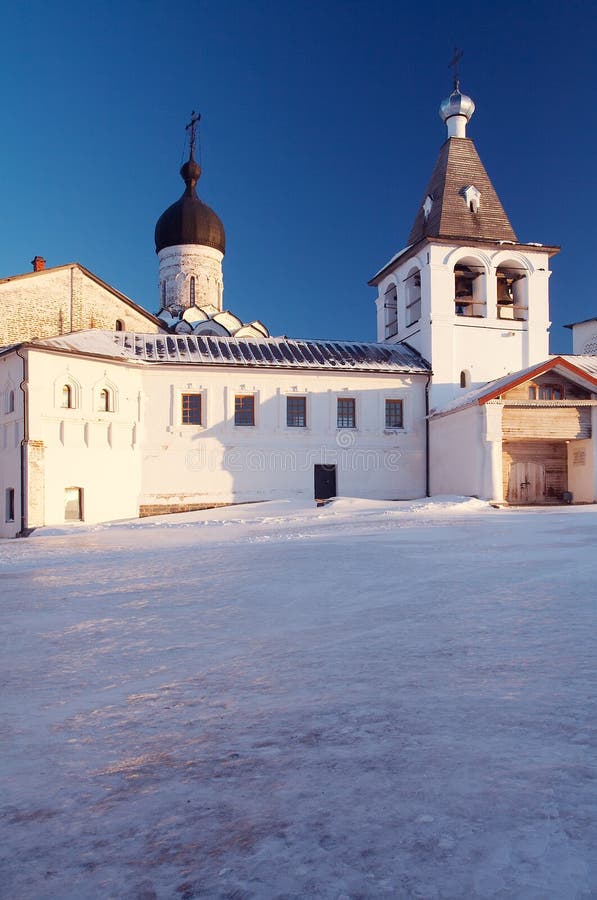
(0, 264, 162, 346)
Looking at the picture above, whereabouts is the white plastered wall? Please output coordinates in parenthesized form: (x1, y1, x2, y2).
(7, 348, 430, 530)
(569, 320, 597, 356)
(429, 401, 503, 501)
(0, 354, 24, 538)
(138, 366, 428, 508)
(375, 244, 552, 410)
(23, 349, 144, 530)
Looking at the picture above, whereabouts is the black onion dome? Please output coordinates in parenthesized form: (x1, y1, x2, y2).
(155, 156, 225, 254)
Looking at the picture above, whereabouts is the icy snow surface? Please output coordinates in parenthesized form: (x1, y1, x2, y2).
(1, 497, 596, 899)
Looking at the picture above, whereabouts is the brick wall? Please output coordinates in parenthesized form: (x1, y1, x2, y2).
(0, 265, 161, 346)
(139, 501, 232, 517)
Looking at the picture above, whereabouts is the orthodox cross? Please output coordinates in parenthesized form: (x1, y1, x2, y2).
(448, 48, 463, 90)
(185, 110, 201, 160)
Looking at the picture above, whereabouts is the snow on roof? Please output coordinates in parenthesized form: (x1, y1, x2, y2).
(560, 355, 597, 378)
(31, 330, 431, 375)
(564, 316, 597, 329)
(369, 245, 412, 282)
(431, 355, 597, 417)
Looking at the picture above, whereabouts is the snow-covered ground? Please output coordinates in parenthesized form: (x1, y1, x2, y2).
(1, 498, 596, 899)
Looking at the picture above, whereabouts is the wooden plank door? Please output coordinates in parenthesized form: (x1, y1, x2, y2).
(507, 462, 545, 504)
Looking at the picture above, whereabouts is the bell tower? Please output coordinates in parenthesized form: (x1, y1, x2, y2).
(370, 76, 560, 409)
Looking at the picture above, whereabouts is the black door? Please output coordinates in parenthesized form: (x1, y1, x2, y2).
(314, 464, 336, 500)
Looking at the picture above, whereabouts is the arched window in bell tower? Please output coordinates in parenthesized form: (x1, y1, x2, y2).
(383, 284, 398, 338)
(496, 263, 527, 321)
(189, 276, 196, 307)
(454, 259, 486, 317)
(405, 268, 421, 326)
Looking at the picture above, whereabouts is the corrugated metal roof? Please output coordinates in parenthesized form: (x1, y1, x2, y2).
(33, 330, 431, 374)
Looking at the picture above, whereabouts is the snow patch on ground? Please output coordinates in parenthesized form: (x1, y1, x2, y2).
(1, 502, 596, 898)
(28, 494, 491, 539)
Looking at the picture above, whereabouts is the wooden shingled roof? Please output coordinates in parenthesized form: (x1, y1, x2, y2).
(408, 137, 517, 245)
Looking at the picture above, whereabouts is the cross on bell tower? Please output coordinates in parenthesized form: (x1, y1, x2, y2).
(448, 48, 463, 90)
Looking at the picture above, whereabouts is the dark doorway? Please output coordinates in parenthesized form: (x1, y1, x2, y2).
(314, 464, 336, 501)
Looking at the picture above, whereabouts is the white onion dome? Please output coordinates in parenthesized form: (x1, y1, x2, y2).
(439, 86, 475, 125)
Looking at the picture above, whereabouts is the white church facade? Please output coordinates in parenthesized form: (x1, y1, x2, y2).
(1, 83, 597, 537)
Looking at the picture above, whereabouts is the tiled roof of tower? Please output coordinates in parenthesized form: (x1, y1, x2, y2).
(23, 331, 431, 374)
(408, 138, 518, 245)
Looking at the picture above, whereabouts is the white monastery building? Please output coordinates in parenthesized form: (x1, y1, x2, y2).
(2, 84, 597, 537)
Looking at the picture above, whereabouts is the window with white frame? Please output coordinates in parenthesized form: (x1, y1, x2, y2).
(235, 394, 255, 426)
(385, 399, 404, 429)
(287, 396, 306, 427)
(181, 393, 202, 424)
(337, 397, 356, 429)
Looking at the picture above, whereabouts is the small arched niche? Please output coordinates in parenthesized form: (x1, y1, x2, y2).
(454, 257, 486, 317)
(95, 378, 118, 413)
(404, 268, 421, 326)
(61, 383, 74, 409)
(56, 375, 81, 410)
(496, 261, 527, 321)
(460, 369, 471, 389)
(98, 388, 111, 412)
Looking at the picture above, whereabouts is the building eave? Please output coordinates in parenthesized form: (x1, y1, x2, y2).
(429, 356, 597, 420)
(478, 356, 597, 404)
(369, 237, 560, 287)
(564, 316, 597, 329)
(368, 240, 426, 286)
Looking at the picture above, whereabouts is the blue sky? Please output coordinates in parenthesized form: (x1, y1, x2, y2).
(2, 0, 595, 352)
